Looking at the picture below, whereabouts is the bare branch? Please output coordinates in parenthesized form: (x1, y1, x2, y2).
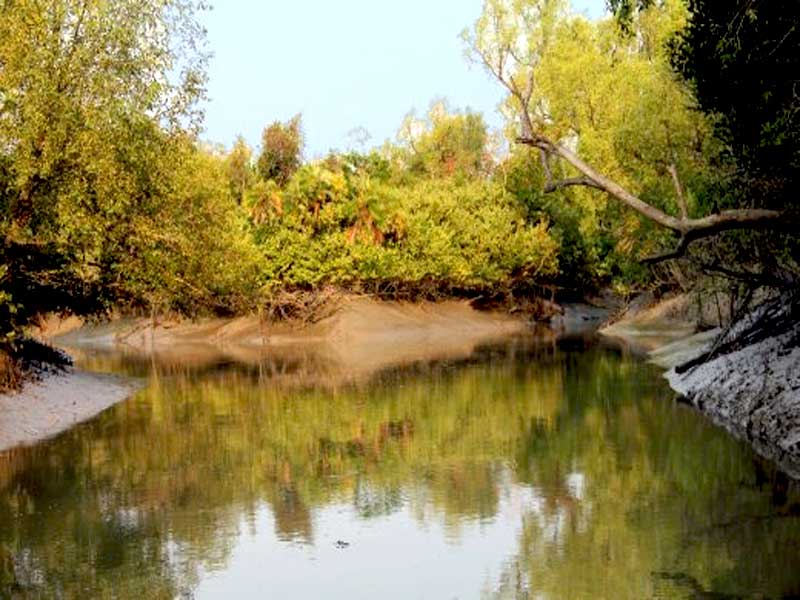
(486, 40, 508, 88)
(507, 73, 526, 103)
(519, 134, 685, 230)
(698, 260, 792, 289)
(544, 176, 602, 193)
(539, 147, 601, 192)
(498, 50, 506, 83)
(507, 44, 528, 69)
(667, 163, 688, 220)
(518, 134, 788, 250)
(539, 149, 552, 182)
(524, 76, 535, 105)
(641, 236, 691, 264)
(686, 209, 788, 236)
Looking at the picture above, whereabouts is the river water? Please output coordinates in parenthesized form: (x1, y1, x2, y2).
(1, 336, 799, 598)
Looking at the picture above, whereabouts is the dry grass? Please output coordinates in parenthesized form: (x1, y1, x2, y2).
(0, 350, 21, 393)
(0, 340, 71, 394)
(261, 286, 345, 324)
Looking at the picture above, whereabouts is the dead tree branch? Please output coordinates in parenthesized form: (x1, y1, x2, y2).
(641, 236, 691, 265)
(544, 176, 602, 193)
(517, 135, 788, 263)
(466, 26, 790, 265)
(667, 163, 688, 220)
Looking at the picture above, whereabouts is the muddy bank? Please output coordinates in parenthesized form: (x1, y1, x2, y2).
(662, 299, 800, 479)
(604, 293, 800, 479)
(0, 369, 142, 453)
(42, 297, 538, 385)
(600, 292, 720, 352)
(42, 297, 529, 349)
(0, 298, 536, 451)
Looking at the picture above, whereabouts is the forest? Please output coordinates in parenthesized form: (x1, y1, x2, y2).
(1, 1, 799, 596)
(0, 0, 797, 386)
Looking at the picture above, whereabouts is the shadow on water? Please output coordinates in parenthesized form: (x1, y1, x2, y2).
(1, 333, 799, 598)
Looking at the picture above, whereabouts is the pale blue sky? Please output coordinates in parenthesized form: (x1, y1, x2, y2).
(201, 1, 606, 157)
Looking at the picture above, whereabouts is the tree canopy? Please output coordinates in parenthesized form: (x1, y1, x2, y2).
(0, 0, 261, 355)
(1, 0, 797, 382)
(672, 0, 800, 212)
(257, 115, 304, 186)
(463, 0, 791, 265)
(398, 101, 492, 179)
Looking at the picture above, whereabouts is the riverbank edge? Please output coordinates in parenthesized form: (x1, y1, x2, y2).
(602, 293, 800, 480)
(35, 296, 537, 349)
(1, 296, 544, 453)
(0, 368, 143, 453)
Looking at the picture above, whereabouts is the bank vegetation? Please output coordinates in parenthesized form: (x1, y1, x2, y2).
(0, 0, 797, 388)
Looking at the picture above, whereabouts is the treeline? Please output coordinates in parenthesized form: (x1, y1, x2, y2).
(0, 0, 797, 382)
(228, 106, 560, 297)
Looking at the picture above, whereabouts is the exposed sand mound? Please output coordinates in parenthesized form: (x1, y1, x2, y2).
(0, 370, 142, 452)
(40, 297, 540, 388)
(45, 297, 528, 350)
(599, 292, 727, 352)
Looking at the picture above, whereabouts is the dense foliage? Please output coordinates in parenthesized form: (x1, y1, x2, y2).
(397, 101, 493, 180)
(0, 1, 258, 326)
(248, 161, 559, 294)
(672, 0, 800, 213)
(466, 0, 720, 290)
(0, 0, 796, 382)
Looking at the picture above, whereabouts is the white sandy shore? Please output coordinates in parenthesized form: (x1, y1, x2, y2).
(0, 369, 142, 452)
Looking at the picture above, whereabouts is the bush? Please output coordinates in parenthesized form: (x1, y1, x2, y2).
(249, 163, 559, 294)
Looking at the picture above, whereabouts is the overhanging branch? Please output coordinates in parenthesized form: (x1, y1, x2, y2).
(467, 33, 791, 265)
(539, 149, 601, 192)
(641, 236, 691, 264)
(517, 134, 789, 262)
(544, 176, 602, 193)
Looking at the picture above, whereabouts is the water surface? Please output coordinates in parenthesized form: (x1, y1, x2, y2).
(1, 337, 799, 599)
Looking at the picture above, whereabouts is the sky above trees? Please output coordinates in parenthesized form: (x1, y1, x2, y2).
(201, 0, 605, 157)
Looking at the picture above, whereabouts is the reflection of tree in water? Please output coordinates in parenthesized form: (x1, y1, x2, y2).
(487, 353, 800, 599)
(269, 482, 314, 543)
(353, 480, 405, 519)
(0, 343, 564, 596)
(1, 344, 799, 598)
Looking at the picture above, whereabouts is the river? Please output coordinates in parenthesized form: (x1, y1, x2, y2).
(1, 335, 799, 598)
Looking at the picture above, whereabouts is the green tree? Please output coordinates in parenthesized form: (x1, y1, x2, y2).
(398, 100, 491, 179)
(463, 0, 787, 264)
(0, 0, 207, 234)
(257, 114, 304, 186)
(0, 0, 210, 348)
(225, 136, 255, 205)
(0, 0, 268, 379)
(114, 141, 262, 315)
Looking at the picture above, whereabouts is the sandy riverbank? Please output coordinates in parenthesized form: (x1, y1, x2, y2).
(41, 297, 531, 350)
(48, 297, 539, 386)
(1, 298, 537, 452)
(0, 369, 142, 453)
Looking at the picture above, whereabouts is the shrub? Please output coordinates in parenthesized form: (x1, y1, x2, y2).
(250, 162, 559, 294)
